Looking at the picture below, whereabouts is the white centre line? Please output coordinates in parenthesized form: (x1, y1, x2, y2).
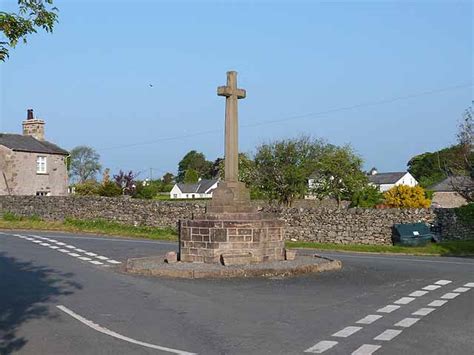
(75, 249, 86, 252)
(78, 257, 92, 261)
(374, 329, 402, 341)
(412, 308, 435, 316)
(356, 315, 383, 325)
(394, 297, 415, 305)
(435, 280, 452, 285)
(56, 242, 66, 246)
(453, 287, 470, 293)
(96, 256, 109, 260)
(89, 260, 104, 265)
(58, 249, 70, 253)
(32, 240, 42, 243)
(394, 317, 419, 328)
(441, 292, 459, 299)
(106, 260, 122, 264)
(304, 340, 339, 353)
(68, 253, 81, 257)
(85, 252, 98, 256)
(332, 326, 362, 338)
(422, 285, 441, 291)
(65, 245, 76, 249)
(409, 290, 428, 297)
(49, 246, 59, 249)
(56, 305, 196, 355)
(40, 243, 51, 246)
(377, 305, 400, 313)
(464, 282, 474, 288)
(428, 300, 448, 307)
(351, 344, 381, 355)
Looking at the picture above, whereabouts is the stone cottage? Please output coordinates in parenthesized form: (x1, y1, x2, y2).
(0, 109, 69, 196)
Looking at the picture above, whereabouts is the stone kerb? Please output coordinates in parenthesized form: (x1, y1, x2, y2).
(179, 213, 285, 264)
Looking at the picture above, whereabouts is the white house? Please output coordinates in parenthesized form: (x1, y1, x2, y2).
(169, 179, 219, 199)
(367, 168, 418, 192)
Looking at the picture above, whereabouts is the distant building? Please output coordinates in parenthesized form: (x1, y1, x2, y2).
(169, 179, 218, 199)
(0, 109, 69, 196)
(430, 176, 473, 208)
(367, 167, 418, 192)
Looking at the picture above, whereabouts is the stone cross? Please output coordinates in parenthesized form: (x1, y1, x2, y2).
(217, 71, 246, 182)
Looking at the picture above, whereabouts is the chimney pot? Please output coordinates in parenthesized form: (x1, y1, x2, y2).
(27, 109, 34, 120)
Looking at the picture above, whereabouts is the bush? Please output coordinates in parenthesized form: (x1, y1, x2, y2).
(98, 181, 122, 197)
(2, 211, 22, 221)
(454, 203, 474, 225)
(74, 180, 101, 196)
(350, 185, 384, 208)
(383, 185, 431, 208)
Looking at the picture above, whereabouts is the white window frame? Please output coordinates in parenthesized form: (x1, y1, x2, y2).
(36, 156, 47, 174)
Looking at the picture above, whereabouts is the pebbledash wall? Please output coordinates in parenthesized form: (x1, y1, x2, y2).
(0, 196, 471, 244)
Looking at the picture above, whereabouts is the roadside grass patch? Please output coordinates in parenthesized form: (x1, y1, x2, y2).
(286, 240, 474, 256)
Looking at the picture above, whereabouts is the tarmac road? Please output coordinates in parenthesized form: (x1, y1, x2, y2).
(0, 230, 472, 355)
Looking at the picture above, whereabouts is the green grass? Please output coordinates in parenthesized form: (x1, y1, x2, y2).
(286, 240, 474, 256)
(0, 213, 177, 241)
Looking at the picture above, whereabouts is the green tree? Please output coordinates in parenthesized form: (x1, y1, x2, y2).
(184, 169, 199, 183)
(1, 0, 58, 61)
(216, 153, 255, 185)
(69, 146, 102, 183)
(162, 172, 175, 184)
(310, 145, 367, 207)
(177, 150, 212, 182)
(253, 136, 328, 206)
(350, 184, 384, 208)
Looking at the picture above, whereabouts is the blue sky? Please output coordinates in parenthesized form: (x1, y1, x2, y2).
(1, 0, 472, 179)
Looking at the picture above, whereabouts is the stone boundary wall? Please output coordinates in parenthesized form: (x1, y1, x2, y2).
(0, 196, 471, 244)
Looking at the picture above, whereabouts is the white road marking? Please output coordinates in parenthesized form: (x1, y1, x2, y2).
(317, 253, 474, 266)
(377, 305, 400, 313)
(412, 308, 435, 316)
(435, 280, 452, 285)
(49, 246, 59, 249)
(453, 287, 470, 293)
(24, 238, 34, 241)
(56, 305, 196, 355)
(374, 329, 402, 341)
(85, 252, 98, 256)
(351, 344, 381, 355)
(428, 300, 448, 307)
(32, 240, 42, 243)
(356, 315, 382, 325)
(89, 260, 104, 265)
(96, 256, 109, 260)
(75, 249, 86, 252)
(56, 242, 66, 246)
(332, 326, 362, 338)
(78, 257, 92, 261)
(422, 285, 441, 291)
(409, 290, 428, 297)
(106, 260, 122, 264)
(464, 282, 474, 287)
(65, 245, 76, 249)
(394, 317, 419, 328)
(68, 253, 81, 257)
(394, 297, 415, 305)
(304, 340, 338, 353)
(441, 293, 459, 299)
(40, 243, 51, 246)
(58, 249, 70, 253)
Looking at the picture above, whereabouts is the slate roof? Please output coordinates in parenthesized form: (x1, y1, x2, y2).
(0, 133, 68, 155)
(368, 172, 406, 185)
(430, 176, 474, 192)
(177, 179, 218, 194)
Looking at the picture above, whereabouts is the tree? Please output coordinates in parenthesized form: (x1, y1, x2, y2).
(177, 150, 212, 182)
(253, 136, 328, 206)
(162, 172, 175, 184)
(310, 145, 368, 207)
(69, 146, 102, 183)
(215, 153, 255, 185)
(350, 184, 384, 208)
(184, 169, 199, 183)
(1, 0, 58, 61)
(383, 185, 431, 208)
(114, 170, 137, 196)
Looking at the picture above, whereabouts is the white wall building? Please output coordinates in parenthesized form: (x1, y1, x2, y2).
(169, 179, 218, 199)
(367, 168, 418, 192)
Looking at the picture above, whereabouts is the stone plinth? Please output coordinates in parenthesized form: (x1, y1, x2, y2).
(179, 212, 285, 264)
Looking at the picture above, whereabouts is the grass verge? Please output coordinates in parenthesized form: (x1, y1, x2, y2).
(286, 240, 474, 256)
(0, 215, 177, 241)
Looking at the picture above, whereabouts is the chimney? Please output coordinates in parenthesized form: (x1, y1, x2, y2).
(22, 109, 45, 141)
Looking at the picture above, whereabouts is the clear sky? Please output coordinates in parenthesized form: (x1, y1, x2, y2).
(1, 0, 472, 179)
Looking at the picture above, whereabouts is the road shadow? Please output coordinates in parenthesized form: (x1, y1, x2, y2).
(0, 252, 82, 354)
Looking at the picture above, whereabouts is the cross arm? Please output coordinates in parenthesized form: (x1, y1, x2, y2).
(217, 86, 246, 99)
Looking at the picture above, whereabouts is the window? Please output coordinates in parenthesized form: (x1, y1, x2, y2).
(36, 156, 47, 174)
(36, 191, 50, 196)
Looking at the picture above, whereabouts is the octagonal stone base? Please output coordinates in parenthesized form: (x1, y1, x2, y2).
(179, 213, 285, 264)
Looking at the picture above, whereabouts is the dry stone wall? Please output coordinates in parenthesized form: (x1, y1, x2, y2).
(0, 196, 471, 244)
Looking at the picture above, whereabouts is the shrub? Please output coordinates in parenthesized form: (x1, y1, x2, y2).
(454, 203, 474, 225)
(350, 185, 384, 208)
(383, 185, 431, 208)
(2, 211, 22, 221)
(98, 181, 122, 197)
(74, 180, 101, 196)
